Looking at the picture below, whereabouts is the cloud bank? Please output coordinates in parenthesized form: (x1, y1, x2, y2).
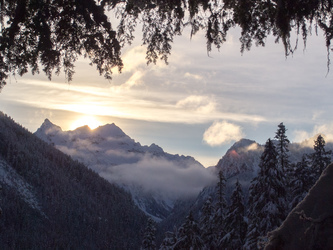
(99, 154, 217, 199)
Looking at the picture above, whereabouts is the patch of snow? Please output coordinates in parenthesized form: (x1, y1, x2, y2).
(0, 159, 44, 215)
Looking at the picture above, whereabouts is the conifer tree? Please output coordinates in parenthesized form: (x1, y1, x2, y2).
(141, 218, 156, 250)
(310, 135, 332, 181)
(245, 139, 287, 249)
(199, 196, 217, 249)
(159, 229, 178, 250)
(290, 155, 312, 209)
(213, 170, 228, 247)
(173, 211, 204, 250)
(222, 179, 247, 249)
(274, 122, 291, 179)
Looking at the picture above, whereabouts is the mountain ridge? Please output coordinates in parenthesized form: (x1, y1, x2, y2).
(0, 112, 147, 248)
(35, 119, 216, 221)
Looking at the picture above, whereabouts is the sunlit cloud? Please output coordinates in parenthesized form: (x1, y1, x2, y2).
(176, 95, 216, 113)
(2, 78, 266, 126)
(243, 142, 261, 152)
(69, 116, 102, 130)
(293, 130, 311, 144)
(203, 121, 245, 146)
(120, 71, 145, 89)
(293, 122, 333, 147)
(313, 123, 333, 142)
(121, 46, 147, 73)
(184, 72, 203, 80)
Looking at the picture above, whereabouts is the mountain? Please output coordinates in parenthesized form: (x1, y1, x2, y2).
(35, 119, 216, 221)
(215, 137, 333, 193)
(158, 136, 333, 242)
(215, 138, 263, 190)
(0, 112, 147, 249)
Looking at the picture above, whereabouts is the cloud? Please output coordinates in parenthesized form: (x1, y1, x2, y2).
(176, 95, 216, 113)
(293, 130, 311, 144)
(203, 121, 245, 146)
(312, 110, 325, 121)
(121, 71, 145, 89)
(184, 72, 203, 80)
(99, 155, 217, 199)
(293, 123, 333, 147)
(312, 123, 333, 142)
(122, 46, 147, 72)
(240, 142, 261, 153)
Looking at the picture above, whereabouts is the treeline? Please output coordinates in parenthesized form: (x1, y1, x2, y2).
(0, 112, 147, 249)
(142, 123, 332, 249)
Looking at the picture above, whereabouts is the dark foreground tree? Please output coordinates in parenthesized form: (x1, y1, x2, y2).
(1, 0, 333, 88)
(245, 139, 287, 249)
(199, 196, 216, 249)
(290, 155, 312, 209)
(141, 218, 156, 250)
(0, 0, 123, 87)
(274, 122, 290, 173)
(310, 134, 332, 181)
(173, 211, 204, 249)
(274, 122, 291, 202)
(222, 179, 247, 249)
(213, 170, 228, 247)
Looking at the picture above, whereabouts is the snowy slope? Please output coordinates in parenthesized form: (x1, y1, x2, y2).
(190, 137, 332, 212)
(35, 119, 215, 220)
(208, 138, 264, 201)
(216, 139, 263, 182)
(216, 137, 333, 191)
(0, 159, 43, 215)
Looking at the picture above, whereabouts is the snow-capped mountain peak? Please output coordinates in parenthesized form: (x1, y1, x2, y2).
(94, 123, 127, 138)
(34, 120, 215, 220)
(35, 119, 63, 144)
(37, 118, 62, 133)
(216, 138, 263, 179)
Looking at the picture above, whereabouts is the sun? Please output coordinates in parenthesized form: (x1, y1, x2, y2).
(70, 116, 102, 130)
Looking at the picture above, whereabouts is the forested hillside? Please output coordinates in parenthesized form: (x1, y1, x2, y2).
(1, 112, 332, 249)
(156, 123, 333, 249)
(0, 112, 147, 249)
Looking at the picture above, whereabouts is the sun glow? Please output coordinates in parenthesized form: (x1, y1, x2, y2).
(70, 116, 102, 130)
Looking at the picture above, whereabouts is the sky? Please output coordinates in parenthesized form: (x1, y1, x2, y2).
(1, 21, 333, 167)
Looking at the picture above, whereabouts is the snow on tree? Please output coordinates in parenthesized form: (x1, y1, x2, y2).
(141, 218, 157, 250)
(159, 227, 178, 250)
(213, 170, 228, 248)
(274, 122, 290, 173)
(199, 196, 217, 249)
(222, 179, 247, 249)
(290, 155, 312, 209)
(290, 135, 332, 211)
(173, 211, 204, 250)
(245, 139, 287, 249)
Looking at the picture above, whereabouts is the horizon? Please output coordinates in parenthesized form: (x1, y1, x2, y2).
(29, 116, 327, 168)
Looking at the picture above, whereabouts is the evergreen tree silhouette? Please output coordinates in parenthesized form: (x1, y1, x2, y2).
(245, 139, 287, 249)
